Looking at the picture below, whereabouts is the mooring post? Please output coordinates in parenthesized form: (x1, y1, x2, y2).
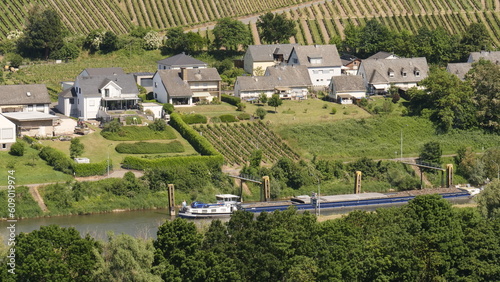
(168, 184, 175, 216)
(262, 176, 270, 202)
(446, 164, 453, 188)
(354, 171, 362, 194)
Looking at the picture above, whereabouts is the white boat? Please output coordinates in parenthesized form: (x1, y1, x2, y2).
(178, 194, 241, 218)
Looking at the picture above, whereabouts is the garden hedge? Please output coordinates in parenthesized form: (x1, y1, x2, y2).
(221, 94, 241, 106)
(74, 160, 110, 177)
(122, 155, 223, 171)
(169, 113, 220, 156)
(115, 141, 184, 154)
(181, 113, 208, 124)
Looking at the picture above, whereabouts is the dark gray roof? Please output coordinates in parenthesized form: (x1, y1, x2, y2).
(360, 57, 429, 84)
(156, 68, 221, 97)
(246, 44, 298, 62)
(58, 87, 77, 98)
(331, 75, 365, 92)
(446, 63, 472, 80)
(366, 51, 397, 60)
(157, 53, 207, 68)
(236, 65, 312, 91)
(76, 74, 139, 97)
(0, 84, 51, 105)
(468, 51, 500, 63)
(82, 67, 125, 76)
(290, 45, 342, 67)
(340, 54, 359, 66)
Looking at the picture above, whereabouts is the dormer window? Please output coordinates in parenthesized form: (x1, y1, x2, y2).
(388, 68, 394, 77)
(308, 56, 322, 64)
(414, 68, 420, 77)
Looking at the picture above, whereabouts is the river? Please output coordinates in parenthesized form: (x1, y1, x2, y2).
(0, 196, 474, 244)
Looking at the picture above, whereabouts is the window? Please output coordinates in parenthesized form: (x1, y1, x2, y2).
(293, 58, 298, 64)
(28, 105, 33, 112)
(402, 72, 407, 77)
(313, 70, 319, 74)
(2, 144, 6, 149)
(154, 93, 157, 99)
(203, 83, 208, 87)
(36, 104, 44, 112)
(154, 82, 157, 88)
(69, 98, 74, 104)
(415, 71, 420, 77)
(2, 128, 13, 139)
(89, 100, 95, 106)
(104, 89, 110, 97)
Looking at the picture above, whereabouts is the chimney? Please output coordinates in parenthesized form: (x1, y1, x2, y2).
(181, 67, 188, 81)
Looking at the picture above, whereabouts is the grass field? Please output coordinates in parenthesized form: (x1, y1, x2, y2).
(0, 148, 73, 185)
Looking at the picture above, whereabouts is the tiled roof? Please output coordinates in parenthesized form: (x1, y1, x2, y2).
(157, 52, 208, 68)
(83, 67, 125, 76)
(236, 65, 311, 91)
(76, 74, 139, 96)
(331, 75, 366, 92)
(361, 57, 429, 84)
(446, 63, 472, 80)
(0, 84, 51, 105)
(291, 45, 342, 67)
(156, 68, 221, 97)
(246, 44, 298, 62)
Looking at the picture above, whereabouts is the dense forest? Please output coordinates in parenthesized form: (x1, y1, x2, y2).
(2, 183, 500, 281)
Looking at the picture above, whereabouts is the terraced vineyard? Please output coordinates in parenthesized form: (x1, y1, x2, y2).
(193, 121, 299, 166)
(1, 0, 500, 45)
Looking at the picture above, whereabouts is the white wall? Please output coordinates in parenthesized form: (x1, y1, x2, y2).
(308, 67, 341, 87)
(0, 115, 16, 146)
(152, 73, 168, 104)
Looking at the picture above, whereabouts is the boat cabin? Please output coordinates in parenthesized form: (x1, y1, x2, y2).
(216, 194, 240, 203)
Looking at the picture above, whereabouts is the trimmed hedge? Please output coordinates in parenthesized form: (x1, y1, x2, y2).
(101, 126, 176, 141)
(219, 114, 238, 123)
(39, 146, 74, 174)
(221, 94, 241, 106)
(237, 113, 251, 120)
(181, 113, 208, 124)
(122, 155, 223, 171)
(169, 113, 220, 156)
(115, 141, 185, 154)
(74, 160, 110, 177)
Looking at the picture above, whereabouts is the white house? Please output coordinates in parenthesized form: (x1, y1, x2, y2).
(157, 52, 208, 70)
(140, 102, 164, 119)
(234, 65, 311, 100)
(0, 114, 15, 150)
(329, 75, 366, 104)
(243, 44, 298, 75)
(58, 68, 139, 120)
(287, 44, 342, 87)
(357, 57, 429, 95)
(153, 68, 221, 105)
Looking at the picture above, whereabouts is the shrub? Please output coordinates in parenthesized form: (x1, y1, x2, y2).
(169, 113, 220, 156)
(219, 114, 238, 123)
(237, 113, 251, 120)
(22, 135, 37, 144)
(221, 94, 241, 106)
(181, 114, 207, 124)
(236, 102, 246, 111)
(255, 107, 267, 120)
(125, 116, 142, 125)
(101, 126, 176, 141)
(115, 141, 184, 154)
(330, 107, 337, 115)
(102, 119, 122, 133)
(39, 146, 74, 174)
(322, 103, 328, 109)
(163, 103, 174, 114)
(74, 160, 110, 177)
(122, 155, 223, 171)
(211, 116, 221, 123)
(9, 141, 25, 156)
(148, 119, 167, 131)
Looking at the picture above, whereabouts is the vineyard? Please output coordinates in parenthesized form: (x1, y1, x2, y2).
(1, 0, 500, 45)
(193, 121, 299, 166)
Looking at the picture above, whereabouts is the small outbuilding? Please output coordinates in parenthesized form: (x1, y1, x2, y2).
(329, 75, 366, 104)
(0, 114, 16, 150)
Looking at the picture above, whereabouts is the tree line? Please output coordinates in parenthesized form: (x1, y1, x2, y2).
(2, 187, 500, 281)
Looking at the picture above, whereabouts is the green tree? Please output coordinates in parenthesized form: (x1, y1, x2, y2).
(467, 59, 500, 133)
(103, 119, 122, 133)
(267, 94, 283, 113)
(9, 141, 25, 156)
(419, 141, 442, 166)
(15, 225, 99, 281)
(185, 32, 206, 52)
(212, 18, 251, 50)
(255, 107, 267, 120)
(84, 29, 106, 53)
(94, 233, 161, 282)
(17, 6, 65, 59)
(148, 119, 167, 131)
(50, 42, 80, 60)
(259, 92, 268, 104)
(459, 23, 492, 60)
(163, 27, 187, 53)
(143, 30, 163, 50)
(257, 12, 297, 44)
(70, 138, 85, 159)
(342, 24, 362, 54)
(359, 19, 392, 57)
(100, 31, 119, 53)
(477, 180, 500, 218)
(8, 53, 23, 68)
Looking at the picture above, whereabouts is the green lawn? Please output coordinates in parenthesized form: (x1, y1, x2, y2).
(100, 126, 177, 141)
(0, 148, 73, 185)
(41, 127, 198, 169)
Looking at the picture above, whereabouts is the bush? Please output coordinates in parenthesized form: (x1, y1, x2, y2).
(102, 119, 122, 133)
(169, 113, 220, 156)
(211, 116, 221, 123)
(115, 141, 184, 154)
(237, 113, 251, 120)
(39, 146, 74, 174)
(221, 94, 241, 106)
(148, 119, 167, 131)
(22, 135, 37, 144)
(181, 114, 207, 124)
(219, 114, 238, 123)
(163, 103, 174, 114)
(330, 107, 337, 115)
(123, 155, 223, 171)
(74, 160, 110, 177)
(10, 141, 25, 156)
(101, 126, 176, 141)
(236, 102, 246, 111)
(255, 107, 267, 120)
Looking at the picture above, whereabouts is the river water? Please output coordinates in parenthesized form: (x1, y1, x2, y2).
(0, 196, 474, 244)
